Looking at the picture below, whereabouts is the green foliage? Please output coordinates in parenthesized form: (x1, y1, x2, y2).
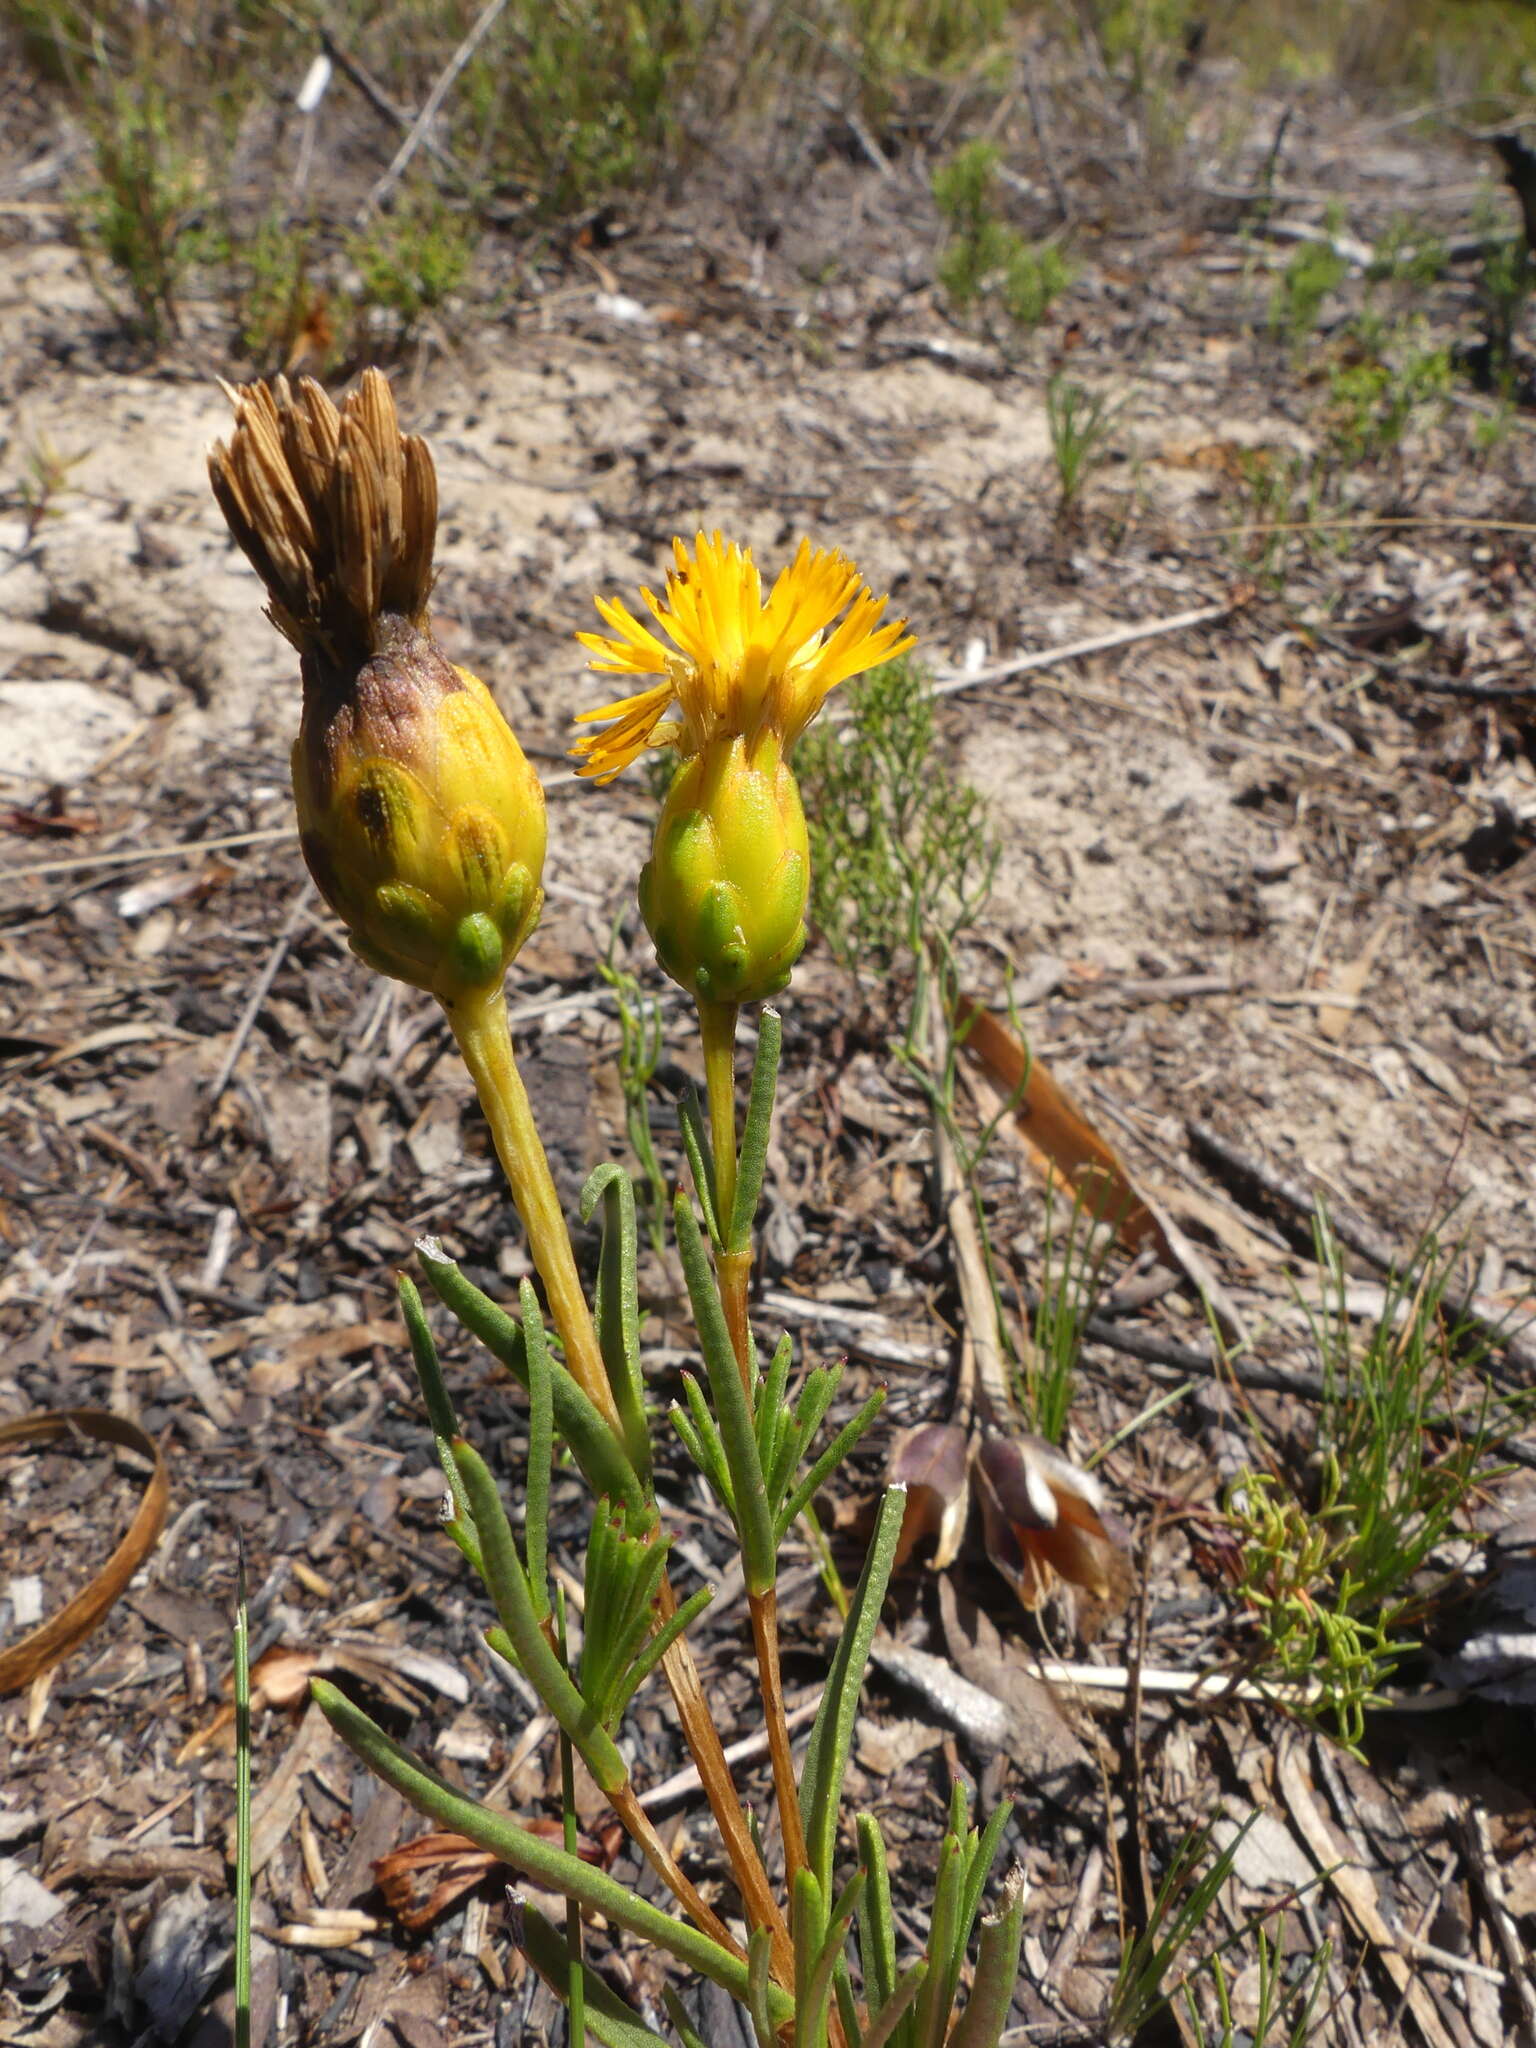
(1184, 1920, 1333, 2048)
(1106, 1817, 1257, 2042)
(1324, 339, 1450, 467)
(797, 658, 998, 977)
(1046, 374, 1127, 516)
(79, 75, 209, 342)
(840, 0, 1010, 129)
(1268, 230, 1349, 344)
(1002, 240, 1073, 326)
(373, 1051, 1016, 2044)
(598, 937, 669, 1255)
(1365, 216, 1447, 290)
(459, 0, 704, 215)
(228, 210, 331, 377)
(1026, 1195, 1114, 1444)
(1471, 397, 1517, 458)
(19, 0, 307, 344)
(3, 433, 86, 547)
(1225, 1209, 1505, 1750)
(348, 189, 477, 344)
(1476, 222, 1532, 395)
(1230, 445, 1315, 587)
(1082, 0, 1197, 78)
(933, 142, 1071, 327)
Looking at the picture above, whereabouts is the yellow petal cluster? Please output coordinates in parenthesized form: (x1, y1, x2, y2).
(572, 532, 914, 783)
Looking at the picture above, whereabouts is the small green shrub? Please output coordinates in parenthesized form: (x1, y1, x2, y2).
(460, 0, 703, 215)
(1325, 340, 1450, 466)
(1476, 228, 1532, 394)
(79, 77, 209, 342)
(933, 141, 1071, 328)
(1225, 1210, 1505, 1750)
(1269, 231, 1349, 343)
(798, 657, 997, 977)
(839, 0, 1010, 129)
(1365, 216, 1448, 290)
(1046, 373, 1127, 515)
(228, 210, 332, 376)
(348, 190, 477, 344)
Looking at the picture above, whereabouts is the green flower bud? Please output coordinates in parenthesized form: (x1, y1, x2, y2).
(210, 371, 548, 1007)
(639, 733, 807, 1005)
(293, 626, 546, 1002)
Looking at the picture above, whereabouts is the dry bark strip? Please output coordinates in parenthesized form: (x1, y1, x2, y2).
(0, 1409, 169, 1695)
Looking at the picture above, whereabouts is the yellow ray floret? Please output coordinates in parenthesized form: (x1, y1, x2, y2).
(573, 532, 916, 782)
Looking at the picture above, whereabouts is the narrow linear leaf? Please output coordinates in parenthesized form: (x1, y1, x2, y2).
(948, 1869, 1028, 2048)
(417, 1241, 644, 1513)
(312, 1681, 783, 2013)
(399, 1274, 460, 1447)
(954, 1801, 1013, 1973)
(582, 1163, 652, 1486)
(619, 1583, 713, 1710)
(522, 1282, 552, 1621)
(674, 1376, 734, 1507)
(798, 1869, 865, 2048)
(856, 1814, 897, 2019)
(675, 1196, 776, 1591)
(800, 1487, 907, 1893)
(233, 1550, 251, 2048)
(520, 1901, 670, 2047)
(757, 1333, 795, 1475)
(729, 1007, 781, 1253)
(452, 1441, 626, 1793)
(777, 1393, 887, 1543)
(834, 1959, 863, 2048)
(678, 1090, 720, 1245)
(661, 1988, 713, 2048)
(865, 1961, 929, 2048)
(747, 1925, 780, 2048)
(915, 1823, 964, 2048)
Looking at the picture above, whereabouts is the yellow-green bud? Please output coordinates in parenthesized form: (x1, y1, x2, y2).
(293, 620, 546, 1003)
(639, 733, 807, 1005)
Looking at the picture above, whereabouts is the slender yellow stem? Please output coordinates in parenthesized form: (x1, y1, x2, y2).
(748, 1588, 808, 1890)
(698, 998, 740, 1232)
(446, 984, 620, 1434)
(697, 998, 754, 1390)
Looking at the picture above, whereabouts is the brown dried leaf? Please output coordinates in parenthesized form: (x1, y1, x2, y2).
(973, 1433, 1132, 1624)
(888, 1422, 972, 1571)
(956, 996, 1166, 1255)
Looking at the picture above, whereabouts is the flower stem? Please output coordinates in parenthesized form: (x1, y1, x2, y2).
(654, 1572, 795, 1984)
(749, 1587, 808, 1891)
(698, 997, 753, 1389)
(446, 984, 620, 1434)
(608, 1780, 741, 1959)
(698, 998, 740, 1229)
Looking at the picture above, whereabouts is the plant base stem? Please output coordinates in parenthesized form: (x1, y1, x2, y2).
(608, 1781, 741, 1959)
(655, 1573, 794, 1984)
(749, 1587, 808, 1890)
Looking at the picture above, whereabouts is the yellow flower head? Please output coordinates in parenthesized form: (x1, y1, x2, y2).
(572, 532, 915, 783)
